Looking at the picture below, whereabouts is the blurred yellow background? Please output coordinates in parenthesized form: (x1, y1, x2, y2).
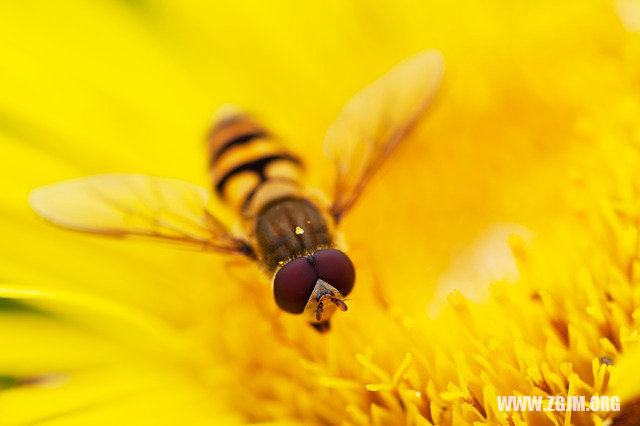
(1, 0, 640, 424)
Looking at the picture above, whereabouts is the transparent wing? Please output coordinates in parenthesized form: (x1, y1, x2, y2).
(323, 49, 444, 222)
(29, 174, 254, 257)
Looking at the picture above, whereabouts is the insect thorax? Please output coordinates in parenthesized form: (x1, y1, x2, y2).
(255, 197, 333, 271)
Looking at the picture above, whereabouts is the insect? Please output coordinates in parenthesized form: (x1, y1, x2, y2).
(29, 50, 443, 332)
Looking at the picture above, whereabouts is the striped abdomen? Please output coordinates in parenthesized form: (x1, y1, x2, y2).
(207, 112, 304, 218)
(207, 110, 333, 270)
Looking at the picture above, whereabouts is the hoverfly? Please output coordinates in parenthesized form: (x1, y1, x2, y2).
(29, 50, 443, 332)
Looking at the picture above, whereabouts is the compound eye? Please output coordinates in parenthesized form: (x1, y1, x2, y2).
(273, 257, 317, 314)
(313, 249, 355, 297)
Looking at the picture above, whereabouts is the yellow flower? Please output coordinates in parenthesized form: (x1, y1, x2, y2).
(1, 0, 640, 425)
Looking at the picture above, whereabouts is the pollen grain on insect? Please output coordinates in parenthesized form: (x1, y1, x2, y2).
(295, 226, 304, 235)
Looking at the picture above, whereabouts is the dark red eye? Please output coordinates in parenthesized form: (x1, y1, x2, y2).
(313, 249, 355, 297)
(273, 257, 317, 314)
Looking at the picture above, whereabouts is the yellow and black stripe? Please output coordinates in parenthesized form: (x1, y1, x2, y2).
(207, 111, 304, 218)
